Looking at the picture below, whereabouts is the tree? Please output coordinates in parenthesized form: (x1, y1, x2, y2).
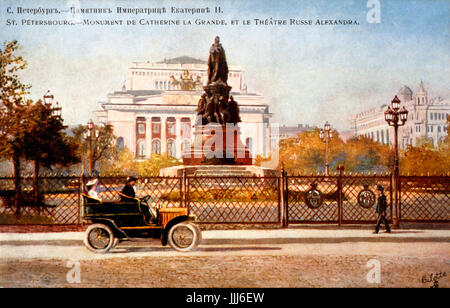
(276, 129, 392, 174)
(71, 123, 117, 174)
(22, 100, 79, 205)
(0, 40, 32, 215)
(278, 128, 346, 174)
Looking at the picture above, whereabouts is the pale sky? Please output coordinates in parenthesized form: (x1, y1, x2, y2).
(1, 0, 449, 130)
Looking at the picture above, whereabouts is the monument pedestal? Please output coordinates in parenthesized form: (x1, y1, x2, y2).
(182, 123, 252, 166)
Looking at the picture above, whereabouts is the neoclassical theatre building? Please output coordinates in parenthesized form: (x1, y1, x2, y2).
(95, 57, 272, 160)
(349, 81, 449, 149)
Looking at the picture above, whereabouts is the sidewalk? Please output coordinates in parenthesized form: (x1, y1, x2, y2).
(1, 227, 449, 260)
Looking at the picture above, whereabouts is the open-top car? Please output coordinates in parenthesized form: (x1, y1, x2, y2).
(82, 193, 201, 253)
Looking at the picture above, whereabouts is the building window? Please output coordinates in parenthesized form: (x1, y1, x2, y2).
(136, 139, 145, 158)
(167, 117, 176, 137)
(180, 118, 191, 138)
(381, 130, 384, 144)
(438, 126, 441, 133)
(167, 139, 176, 158)
(116, 137, 125, 150)
(137, 123, 145, 135)
(152, 139, 161, 155)
(181, 139, 191, 156)
(152, 117, 161, 136)
(430, 113, 433, 120)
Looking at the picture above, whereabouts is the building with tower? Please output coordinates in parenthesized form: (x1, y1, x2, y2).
(349, 81, 449, 149)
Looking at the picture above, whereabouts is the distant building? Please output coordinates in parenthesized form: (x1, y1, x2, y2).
(279, 124, 314, 139)
(349, 82, 449, 149)
(95, 56, 272, 160)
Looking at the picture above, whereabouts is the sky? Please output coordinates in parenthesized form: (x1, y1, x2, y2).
(0, 0, 449, 130)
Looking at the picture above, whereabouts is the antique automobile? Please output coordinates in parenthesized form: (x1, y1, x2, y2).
(82, 192, 201, 253)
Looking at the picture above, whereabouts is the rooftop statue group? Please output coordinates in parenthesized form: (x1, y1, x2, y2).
(196, 36, 241, 125)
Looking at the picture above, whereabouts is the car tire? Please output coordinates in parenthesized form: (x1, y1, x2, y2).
(167, 222, 201, 252)
(84, 223, 115, 253)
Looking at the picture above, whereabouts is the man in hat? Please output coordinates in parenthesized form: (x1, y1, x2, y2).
(120, 176, 137, 202)
(374, 184, 391, 234)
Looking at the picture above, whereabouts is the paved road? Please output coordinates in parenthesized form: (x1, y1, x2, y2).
(1, 228, 449, 260)
(1, 227, 449, 288)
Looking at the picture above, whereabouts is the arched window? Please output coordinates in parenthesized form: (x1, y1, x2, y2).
(116, 137, 125, 150)
(152, 139, 161, 155)
(181, 139, 191, 157)
(136, 139, 145, 158)
(167, 139, 176, 158)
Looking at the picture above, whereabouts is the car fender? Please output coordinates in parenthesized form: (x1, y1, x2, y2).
(88, 218, 128, 239)
(161, 215, 190, 246)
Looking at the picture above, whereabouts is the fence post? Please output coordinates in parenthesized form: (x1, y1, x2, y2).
(183, 170, 189, 215)
(338, 165, 344, 227)
(78, 174, 84, 224)
(281, 166, 288, 228)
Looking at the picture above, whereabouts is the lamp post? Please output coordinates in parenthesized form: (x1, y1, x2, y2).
(43, 90, 54, 107)
(84, 119, 100, 175)
(319, 121, 333, 175)
(384, 95, 408, 228)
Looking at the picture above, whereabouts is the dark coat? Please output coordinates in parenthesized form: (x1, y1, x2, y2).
(120, 183, 136, 202)
(375, 193, 388, 213)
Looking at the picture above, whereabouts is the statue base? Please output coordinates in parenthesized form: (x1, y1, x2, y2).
(182, 123, 252, 166)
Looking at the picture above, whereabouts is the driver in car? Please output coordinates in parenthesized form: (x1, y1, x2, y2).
(120, 176, 153, 223)
(120, 176, 138, 201)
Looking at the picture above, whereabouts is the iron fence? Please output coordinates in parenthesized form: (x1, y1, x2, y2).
(0, 173, 448, 225)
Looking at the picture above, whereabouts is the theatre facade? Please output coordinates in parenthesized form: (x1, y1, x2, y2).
(95, 56, 272, 160)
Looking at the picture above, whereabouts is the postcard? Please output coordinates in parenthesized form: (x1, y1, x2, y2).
(0, 0, 448, 293)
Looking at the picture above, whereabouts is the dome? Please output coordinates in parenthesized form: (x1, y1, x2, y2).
(398, 85, 413, 96)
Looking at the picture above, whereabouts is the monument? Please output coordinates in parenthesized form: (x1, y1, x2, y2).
(160, 37, 278, 177)
(183, 36, 251, 166)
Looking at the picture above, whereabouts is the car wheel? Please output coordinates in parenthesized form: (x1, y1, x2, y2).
(167, 222, 201, 252)
(84, 223, 115, 253)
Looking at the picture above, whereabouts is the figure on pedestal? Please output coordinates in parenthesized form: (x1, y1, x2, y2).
(208, 36, 228, 85)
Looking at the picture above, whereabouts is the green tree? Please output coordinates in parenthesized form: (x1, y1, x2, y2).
(71, 123, 117, 174)
(22, 101, 79, 205)
(0, 40, 32, 215)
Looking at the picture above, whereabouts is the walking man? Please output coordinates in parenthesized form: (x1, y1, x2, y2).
(374, 184, 391, 234)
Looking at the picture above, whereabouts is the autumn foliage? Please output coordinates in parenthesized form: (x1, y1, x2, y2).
(275, 125, 449, 175)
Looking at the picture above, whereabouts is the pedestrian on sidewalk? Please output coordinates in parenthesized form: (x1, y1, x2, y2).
(374, 184, 391, 234)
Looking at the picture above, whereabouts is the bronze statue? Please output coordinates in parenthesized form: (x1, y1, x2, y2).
(196, 36, 241, 125)
(207, 36, 228, 85)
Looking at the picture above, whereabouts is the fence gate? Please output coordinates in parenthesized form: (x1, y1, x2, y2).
(286, 175, 339, 224)
(286, 173, 393, 225)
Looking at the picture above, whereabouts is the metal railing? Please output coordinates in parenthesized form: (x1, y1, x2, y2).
(0, 172, 448, 225)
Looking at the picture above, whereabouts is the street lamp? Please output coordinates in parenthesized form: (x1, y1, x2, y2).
(319, 121, 333, 175)
(384, 95, 408, 228)
(85, 119, 99, 175)
(43, 90, 54, 107)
